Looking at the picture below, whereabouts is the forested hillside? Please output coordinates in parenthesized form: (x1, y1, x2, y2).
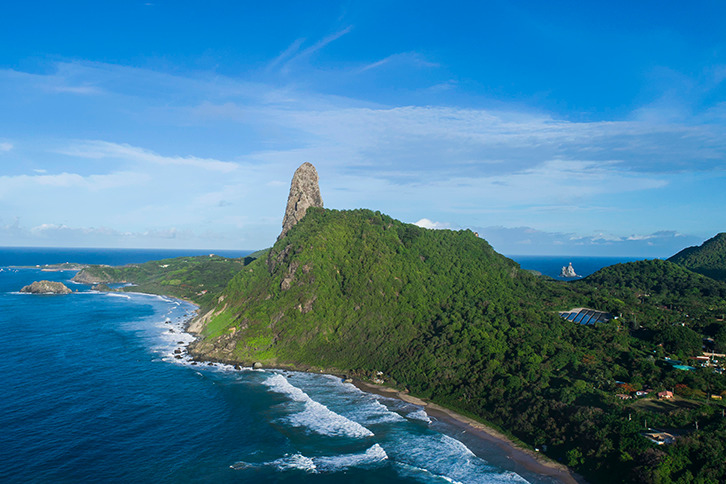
(188, 208, 726, 483)
(71, 208, 726, 483)
(669, 233, 726, 282)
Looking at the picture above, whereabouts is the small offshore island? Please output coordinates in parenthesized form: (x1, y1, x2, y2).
(69, 163, 726, 484)
(20, 280, 72, 295)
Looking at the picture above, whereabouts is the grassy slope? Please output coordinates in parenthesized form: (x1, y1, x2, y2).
(75, 255, 254, 309)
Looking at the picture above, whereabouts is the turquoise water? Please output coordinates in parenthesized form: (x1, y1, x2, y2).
(0, 248, 563, 483)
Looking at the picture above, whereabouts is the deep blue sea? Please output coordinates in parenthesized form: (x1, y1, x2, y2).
(0, 248, 636, 483)
(508, 255, 644, 280)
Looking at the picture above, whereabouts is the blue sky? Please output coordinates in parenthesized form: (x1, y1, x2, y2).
(0, 1, 724, 256)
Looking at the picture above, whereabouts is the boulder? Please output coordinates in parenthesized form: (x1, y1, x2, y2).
(20, 280, 72, 295)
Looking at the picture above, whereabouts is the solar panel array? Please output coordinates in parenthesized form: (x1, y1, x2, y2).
(558, 308, 613, 325)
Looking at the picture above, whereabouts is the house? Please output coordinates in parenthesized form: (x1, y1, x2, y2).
(657, 390, 674, 400)
(616, 394, 632, 400)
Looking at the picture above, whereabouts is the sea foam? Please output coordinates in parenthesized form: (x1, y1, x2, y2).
(315, 443, 388, 471)
(263, 373, 374, 438)
(383, 431, 531, 484)
(230, 444, 388, 474)
(406, 408, 433, 424)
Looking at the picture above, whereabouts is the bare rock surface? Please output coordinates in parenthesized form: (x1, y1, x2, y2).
(278, 162, 323, 240)
(20, 280, 72, 294)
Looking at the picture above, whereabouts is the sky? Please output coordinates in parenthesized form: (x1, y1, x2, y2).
(0, 1, 725, 256)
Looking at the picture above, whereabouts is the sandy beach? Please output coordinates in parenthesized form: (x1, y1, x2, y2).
(353, 380, 587, 484)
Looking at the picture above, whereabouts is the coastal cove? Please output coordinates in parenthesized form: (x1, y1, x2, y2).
(0, 248, 604, 483)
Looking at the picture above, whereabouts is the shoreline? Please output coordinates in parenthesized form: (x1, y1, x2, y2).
(100, 286, 584, 484)
(353, 380, 587, 484)
(36, 265, 584, 482)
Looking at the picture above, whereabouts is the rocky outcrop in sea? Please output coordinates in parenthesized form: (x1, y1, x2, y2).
(20, 280, 72, 294)
(559, 262, 578, 278)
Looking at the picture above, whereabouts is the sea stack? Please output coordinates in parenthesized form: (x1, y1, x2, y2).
(560, 262, 578, 278)
(278, 162, 324, 240)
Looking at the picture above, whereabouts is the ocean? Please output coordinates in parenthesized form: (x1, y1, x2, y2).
(508, 255, 644, 279)
(0, 248, 636, 483)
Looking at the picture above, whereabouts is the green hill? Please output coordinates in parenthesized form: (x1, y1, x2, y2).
(73, 254, 255, 309)
(189, 207, 581, 370)
(184, 208, 726, 483)
(64, 206, 726, 482)
(669, 233, 726, 282)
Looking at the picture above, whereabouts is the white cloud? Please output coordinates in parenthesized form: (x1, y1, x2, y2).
(272, 27, 353, 74)
(473, 226, 703, 257)
(0, 142, 12, 152)
(1, 61, 724, 250)
(0, 171, 147, 197)
(358, 52, 439, 73)
(58, 140, 238, 173)
(414, 218, 451, 230)
(267, 38, 306, 71)
(298, 26, 353, 59)
(51, 84, 103, 95)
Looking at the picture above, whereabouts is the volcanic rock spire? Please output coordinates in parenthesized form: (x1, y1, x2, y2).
(278, 162, 324, 240)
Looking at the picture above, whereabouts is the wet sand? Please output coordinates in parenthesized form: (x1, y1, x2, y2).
(354, 380, 587, 484)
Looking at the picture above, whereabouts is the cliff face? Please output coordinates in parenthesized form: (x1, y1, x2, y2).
(278, 162, 323, 241)
(20, 280, 72, 294)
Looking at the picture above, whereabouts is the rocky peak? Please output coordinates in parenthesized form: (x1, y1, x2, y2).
(278, 162, 323, 240)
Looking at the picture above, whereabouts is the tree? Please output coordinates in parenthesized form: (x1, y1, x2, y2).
(715, 325, 726, 353)
(657, 325, 703, 357)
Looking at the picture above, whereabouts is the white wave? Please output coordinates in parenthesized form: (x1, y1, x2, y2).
(263, 373, 374, 438)
(385, 431, 531, 484)
(346, 397, 406, 425)
(315, 443, 388, 471)
(273, 453, 317, 472)
(440, 434, 475, 456)
(286, 373, 406, 426)
(105, 293, 131, 299)
(407, 408, 433, 424)
(230, 452, 317, 472)
(394, 462, 465, 484)
(230, 444, 387, 474)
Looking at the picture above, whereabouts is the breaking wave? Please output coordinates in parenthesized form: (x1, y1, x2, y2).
(230, 444, 388, 473)
(263, 373, 374, 438)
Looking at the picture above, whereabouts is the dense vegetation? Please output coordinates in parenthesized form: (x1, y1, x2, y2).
(74, 209, 726, 483)
(187, 208, 726, 483)
(669, 233, 726, 282)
